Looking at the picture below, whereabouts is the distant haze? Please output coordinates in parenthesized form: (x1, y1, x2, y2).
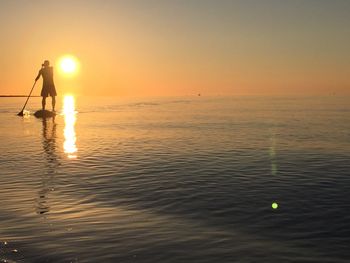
(0, 0, 349, 96)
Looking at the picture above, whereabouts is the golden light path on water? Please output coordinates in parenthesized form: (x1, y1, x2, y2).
(63, 95, 77, 159)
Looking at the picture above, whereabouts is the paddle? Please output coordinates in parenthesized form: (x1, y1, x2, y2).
(17, 80, 37, 116)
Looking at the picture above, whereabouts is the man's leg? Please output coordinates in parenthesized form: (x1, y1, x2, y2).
(52, 96, 56, 111)
(42, 96, 46, 110)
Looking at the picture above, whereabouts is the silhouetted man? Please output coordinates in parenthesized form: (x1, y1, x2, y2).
(35, 60, 57, 111)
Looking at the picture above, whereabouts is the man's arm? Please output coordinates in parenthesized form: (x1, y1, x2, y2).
(35, 69, 41, 81)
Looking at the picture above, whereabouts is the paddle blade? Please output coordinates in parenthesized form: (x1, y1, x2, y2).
(17, 111, 24, 116)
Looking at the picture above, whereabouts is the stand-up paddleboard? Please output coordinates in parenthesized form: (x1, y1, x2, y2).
(34, 110, 56, 118)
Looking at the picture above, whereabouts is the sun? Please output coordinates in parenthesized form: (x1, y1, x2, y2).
(59, 56, 79, 74)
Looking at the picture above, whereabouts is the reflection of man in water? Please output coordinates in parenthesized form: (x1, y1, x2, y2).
(42, 116, 58, 161)
(36, 117, 59, 215)
(35, 60, 57, 111)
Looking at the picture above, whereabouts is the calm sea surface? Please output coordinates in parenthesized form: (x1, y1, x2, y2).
(0, 96, 349, 262)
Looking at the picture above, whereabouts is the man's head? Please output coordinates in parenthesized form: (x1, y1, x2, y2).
(42, 60, 50, 67)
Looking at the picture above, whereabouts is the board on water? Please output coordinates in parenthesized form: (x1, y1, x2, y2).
(34, 110, 56, 118)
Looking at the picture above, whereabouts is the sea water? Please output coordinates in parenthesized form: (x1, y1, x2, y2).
(0, 96, 349, 262)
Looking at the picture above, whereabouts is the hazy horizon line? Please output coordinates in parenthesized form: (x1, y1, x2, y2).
(0, 95, 41, 97)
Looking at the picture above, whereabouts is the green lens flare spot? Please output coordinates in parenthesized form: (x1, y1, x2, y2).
(272, 202, 278, 209)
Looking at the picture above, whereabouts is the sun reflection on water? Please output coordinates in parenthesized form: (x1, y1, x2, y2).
(63, 95, 77, 159)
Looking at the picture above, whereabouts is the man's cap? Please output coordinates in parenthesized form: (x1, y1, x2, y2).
(42, 60, 50, 66)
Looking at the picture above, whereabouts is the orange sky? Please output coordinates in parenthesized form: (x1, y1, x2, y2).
(0, 1, 349, 97)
